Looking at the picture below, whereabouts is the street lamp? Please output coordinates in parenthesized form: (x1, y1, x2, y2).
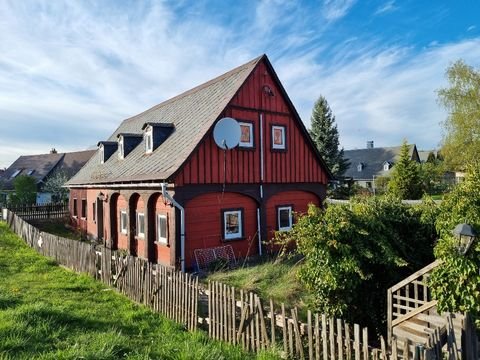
(452, 223, 476, 255)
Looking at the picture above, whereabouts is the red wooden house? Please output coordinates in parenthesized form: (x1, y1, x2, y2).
(66, 55, 331, 271)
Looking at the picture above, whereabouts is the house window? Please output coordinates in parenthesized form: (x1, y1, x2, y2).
(157, 214, 168, 244)
(145, 126, 153, 154)
(99, 145, 105, 164)
(357, 163, 363, 172)
(223, 209, 243, 240)
(92, 202, 96, 222)
(73, 198, 78, 217)
(118, 137, 124, 159)
(366, 182, 372, 188)
(383, 162, 390, 171)
(120, 210, 128, 234)
(272, 125, 286, 150)
(239, 122, 254, 148)
(81, 199, 87, 219)
(277, 206, 293, 231)
(137, 212, 145, 238)
(10, 169, 21, 179)
(26, 169, 34, 176)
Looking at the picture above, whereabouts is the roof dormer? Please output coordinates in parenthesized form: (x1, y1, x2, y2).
(383, 161, 392, 171)
(142, 122, 175, 154)
(357, 163, 364, 172)
(117, 133, 142, 159)
(97, 141, 117, 164)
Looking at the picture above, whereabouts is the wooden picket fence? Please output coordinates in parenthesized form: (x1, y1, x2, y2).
(5, 203, 69, 220)
(3, 209, 478, 359)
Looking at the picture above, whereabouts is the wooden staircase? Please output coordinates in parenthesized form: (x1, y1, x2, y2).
(387, 260, 474, 359)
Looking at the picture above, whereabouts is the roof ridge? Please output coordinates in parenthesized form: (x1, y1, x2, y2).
(122, 55, 265, 124)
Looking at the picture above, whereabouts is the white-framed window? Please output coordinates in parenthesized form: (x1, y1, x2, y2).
(120, 210, 128, 234)
(272, 125, 286, 150)
(145, 126, 153, 154)
(118, 136, 124, 159)
(239, 122, 254, 148)
(357, 163, 364, 172)
(10, 169, 21, 179)
(99, 144, 105, 164)
(383, 162, 391, 171)
(26, 169, 34, 176)
(73, 198, 78, 217)
(81, 199, 87, 219)
(223, 209, 243, 240)
(277, 206, 293, 231)
(137, 212, 145, 238)
(157, 214, 168, 244)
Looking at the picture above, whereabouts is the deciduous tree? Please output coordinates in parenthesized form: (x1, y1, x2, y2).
(11, 175, 36, 205)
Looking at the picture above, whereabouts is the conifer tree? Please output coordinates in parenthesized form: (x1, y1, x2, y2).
(309, 96, 349, 177)
(388, 141, 423, 199)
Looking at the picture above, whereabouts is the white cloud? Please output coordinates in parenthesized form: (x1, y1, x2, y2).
(374, 1, 397, 16)
(322, 0, 357, 21)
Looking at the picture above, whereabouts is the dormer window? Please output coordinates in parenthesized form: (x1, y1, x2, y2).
(10, 169, 21, 179)
(118, 136, 124, 159)
(98, 141, 117, 164)
(99, 145, 105, 164)
(357, 163, 364, 172)
(145, 126, 153, 154)
(383, 162, 391, 171)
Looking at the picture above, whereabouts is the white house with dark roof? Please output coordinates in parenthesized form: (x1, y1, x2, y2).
(343, 141, 420, 190)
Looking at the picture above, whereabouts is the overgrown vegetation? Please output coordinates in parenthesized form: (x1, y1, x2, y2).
(0, 222, 278, 360)
(274, 195, 438, 335)
(387, 141, 423, 199)
(30, 219, 85, 241)
(9, 175, 36, 205)
(429, 163, 480, 327)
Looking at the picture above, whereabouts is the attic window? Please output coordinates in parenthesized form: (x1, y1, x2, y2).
(118, 137, 124, 159)
(145, 126, 153, 154)
(10, 169, 21, 178)
(99, 145, 105, 164)
(383, 162, 391, 171)
(357, 163, 364, 172)
(26, 169, 35, 176)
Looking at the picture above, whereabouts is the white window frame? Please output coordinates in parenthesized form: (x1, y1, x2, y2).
(277, 206, 293, 231)
(223, 210, 243, 240)
(357, 163, 363, 172)
(26, 169, 34, 176)
(239, 122, 254, 148)
(383, 162, 390, 171)
(137, 212, 145, 238)
(10, 169, 21, 179)
(120, 210, 128, 234)
(99, 145, 105, 164)
(272, 125, 286, 149)
(157, 214, 168, 244)
(118, 136, 124, 159)
(145, 126, 153, 154)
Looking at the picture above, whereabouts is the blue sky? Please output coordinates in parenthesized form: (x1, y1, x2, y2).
(1, 0, 479, 168)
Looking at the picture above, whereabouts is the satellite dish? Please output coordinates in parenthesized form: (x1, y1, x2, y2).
(213, 117, 241, 149)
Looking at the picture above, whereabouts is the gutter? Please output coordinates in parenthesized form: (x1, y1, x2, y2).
(63, 182, 166, 189)
(161, 182, 185, 273)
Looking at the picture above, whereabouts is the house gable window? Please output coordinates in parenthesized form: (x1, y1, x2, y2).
(277, 206, 293, 231)
(271, 125, 286, 150)
(81, 199, 87, 219)
(145, 126, 153, 154)
(157, 214, 168, 244)
(222, 209, 243, 240)
(239, 122, 254, 148)
(118, 136, 124, 159)
(357, 163, 364, 172)
(120, 210, 128, 234)
(73, 198, 78, 217)
(137, 212, 145, 238)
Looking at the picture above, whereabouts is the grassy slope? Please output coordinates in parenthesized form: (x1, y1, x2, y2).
(0, 222, 279, 360)
(205, 258, 314, 319)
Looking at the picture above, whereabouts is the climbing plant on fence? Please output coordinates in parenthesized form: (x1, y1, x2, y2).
(275, 195, 439, 335)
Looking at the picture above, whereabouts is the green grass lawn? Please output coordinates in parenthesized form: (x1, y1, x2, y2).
(204, 257, 314, 320)
(0, 222, 279, 360)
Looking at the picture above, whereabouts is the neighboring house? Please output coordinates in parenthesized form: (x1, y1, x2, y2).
(0, 149, 95, 204)
(343, 141, 420, 189)
(66, 54, 332, 271)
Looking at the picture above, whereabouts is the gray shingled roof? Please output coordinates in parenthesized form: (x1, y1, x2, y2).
(67, 55, 264, 186)
(343, 145, 417, 181)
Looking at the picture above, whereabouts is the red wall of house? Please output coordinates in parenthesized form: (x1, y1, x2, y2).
(174, 60, 329, 186)
(116, 195, 129, 250)
(265, 190, 319, 240)
(152, 195, 174, 266)
(134, 196, 146, 258)
(184, 192, 258, 269)
(70, 188, 87, 231)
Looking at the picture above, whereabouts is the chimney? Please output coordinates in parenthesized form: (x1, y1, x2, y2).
(366, 141, 374, 149)
(50, 148, 58, 154)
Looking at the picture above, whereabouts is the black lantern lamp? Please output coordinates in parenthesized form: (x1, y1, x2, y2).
(452, 223, 476, 255)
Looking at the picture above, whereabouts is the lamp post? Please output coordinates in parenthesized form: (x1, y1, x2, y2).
(452, 223, 476, 255)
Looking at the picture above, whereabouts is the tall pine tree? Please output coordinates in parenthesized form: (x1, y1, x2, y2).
(309, 96, 349, 177)
(388, 141, 423, 199)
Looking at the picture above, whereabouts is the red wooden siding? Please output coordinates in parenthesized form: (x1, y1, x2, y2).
(184, 192, 259, 269)
(265, 190, 319, 240)
(174, 59, 329, 186)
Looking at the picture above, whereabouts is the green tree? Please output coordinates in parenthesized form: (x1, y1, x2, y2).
(429, 163, 480, 326)
(388, 141, 423, 199)
(419, 161, 446, 195)
(11, 175, 37, 205)
(438, 60, 480, 170)
(42, 171, 69, 203)
(309, 95, 349, 177)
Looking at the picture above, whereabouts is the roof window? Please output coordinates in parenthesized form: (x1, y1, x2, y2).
(10, 169, 21, 178)
(142, 123, 175, 154)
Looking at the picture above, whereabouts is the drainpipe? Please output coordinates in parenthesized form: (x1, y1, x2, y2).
(161, 183, 185, 273)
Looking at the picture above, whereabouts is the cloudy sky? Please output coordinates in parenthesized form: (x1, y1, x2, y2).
(1, 0, 479, 168)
